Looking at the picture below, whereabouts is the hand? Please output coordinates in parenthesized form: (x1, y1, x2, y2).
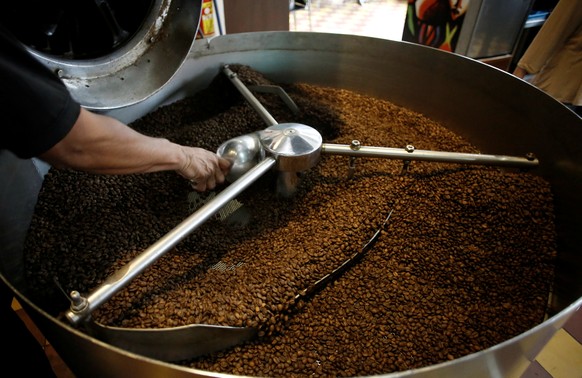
(177, 146, 231, 192)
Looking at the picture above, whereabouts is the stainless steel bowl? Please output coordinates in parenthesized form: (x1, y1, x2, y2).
(260, 123, 322, 173)
(217, 132, 265, 182)
(2, 31, 582, 378)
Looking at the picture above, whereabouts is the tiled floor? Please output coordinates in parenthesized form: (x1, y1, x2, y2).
(289, 0, 408, 41)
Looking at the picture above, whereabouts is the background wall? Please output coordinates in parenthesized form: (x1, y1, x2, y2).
(222, 0, 289, 34)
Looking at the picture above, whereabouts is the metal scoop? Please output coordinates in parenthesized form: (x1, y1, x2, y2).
(90, 321, 257, 361)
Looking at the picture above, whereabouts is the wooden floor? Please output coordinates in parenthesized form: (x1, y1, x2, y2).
(12, 298, 75, 377)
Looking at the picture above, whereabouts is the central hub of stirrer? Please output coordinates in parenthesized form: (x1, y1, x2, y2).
(217, 123, 323, 182)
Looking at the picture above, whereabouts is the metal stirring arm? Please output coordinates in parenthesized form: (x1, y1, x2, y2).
(223, 64, 539, 170)
(322, 142, 539, 168)
(64, 157, 276, 326)
(224, 65, 277, 127)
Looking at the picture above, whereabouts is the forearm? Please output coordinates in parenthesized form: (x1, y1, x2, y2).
(40, 107, 186, 175)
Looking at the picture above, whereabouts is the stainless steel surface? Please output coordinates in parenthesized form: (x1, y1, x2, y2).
(455, 0, 533, 59)
(321, 143, 539, 168)
(248, 85, 300, 115)
(2, 31, 582, 377)
(276, 171, 302, 198)
(27, 0, 201, 110)
(223, 65, 278, 126)
(91, 320, 257, 362)
(260, 123, 323, 172)
(217, 132, 265, 182)
(65, 157, 276, 325)
(222, 69, 323, 178)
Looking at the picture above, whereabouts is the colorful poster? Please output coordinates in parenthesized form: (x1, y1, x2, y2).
(402, 0, 471, 52)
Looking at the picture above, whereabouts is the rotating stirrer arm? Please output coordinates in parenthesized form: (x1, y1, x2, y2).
(321, 142, 538, 168)
(223, 64, 538, 172)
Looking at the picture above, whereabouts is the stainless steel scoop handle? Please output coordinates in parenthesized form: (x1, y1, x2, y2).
(65, 157, 277, 326)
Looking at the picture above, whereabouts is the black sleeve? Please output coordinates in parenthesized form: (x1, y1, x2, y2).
(0, 24, 81, 159)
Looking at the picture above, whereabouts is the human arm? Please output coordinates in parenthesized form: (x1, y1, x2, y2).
(40, 107, 231, 192)
(1, 24, 229, 191)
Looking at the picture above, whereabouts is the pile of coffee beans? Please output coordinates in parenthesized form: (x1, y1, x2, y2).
(24, 65, 557, 377)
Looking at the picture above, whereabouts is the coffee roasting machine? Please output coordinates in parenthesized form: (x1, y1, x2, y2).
(1, 1, 582, 377)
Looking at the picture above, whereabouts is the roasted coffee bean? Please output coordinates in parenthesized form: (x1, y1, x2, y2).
(23, 65, 556, 377)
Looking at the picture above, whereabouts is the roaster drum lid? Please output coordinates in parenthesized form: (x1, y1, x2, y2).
(1, 0, 201, 110)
